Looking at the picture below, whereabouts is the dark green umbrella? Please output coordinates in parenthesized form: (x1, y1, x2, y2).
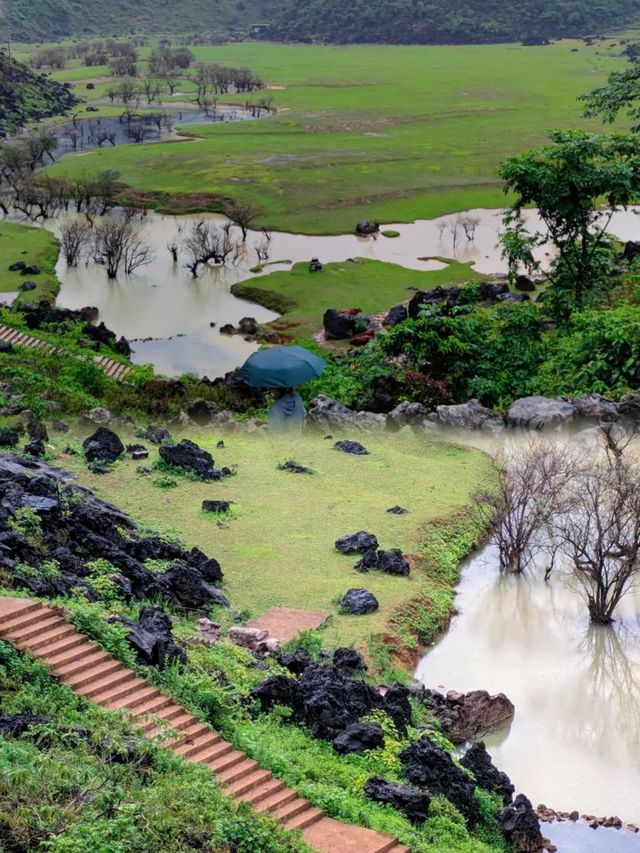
(238, 345, 326, 389)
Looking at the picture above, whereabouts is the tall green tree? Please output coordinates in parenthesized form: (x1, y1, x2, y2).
(580, 52, 640, 131)
(499, 130, 640, 312)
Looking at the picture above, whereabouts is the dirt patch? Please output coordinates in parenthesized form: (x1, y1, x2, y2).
(247, 606, 331, 644)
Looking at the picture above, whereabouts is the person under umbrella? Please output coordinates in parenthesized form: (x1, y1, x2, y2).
(237, 345, 326, 433)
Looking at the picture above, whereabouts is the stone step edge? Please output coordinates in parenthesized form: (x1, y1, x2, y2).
(0, 597, 408, 853)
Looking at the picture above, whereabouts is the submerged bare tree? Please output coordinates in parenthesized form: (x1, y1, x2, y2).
(554, 427, 640, 624)
(225, 202, 257, 241)
(60, 220, 91, 266)
(476, 441, 577, 575)
(182, 220, 239, 276)
(92, 221, 153, 278)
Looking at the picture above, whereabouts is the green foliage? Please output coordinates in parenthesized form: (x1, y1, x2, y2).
(581, 51, 640, 131)
(0, 50, 77, 135)
(0, 641, 310, 853)
(500, 130, 640, 310)
(537, 303, 640, 396)
(267, 0, 637, 44)
(8, 506, 42, 540)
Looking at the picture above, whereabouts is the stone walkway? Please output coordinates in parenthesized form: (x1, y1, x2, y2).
(0, 596, 408, 853)
(246, 606, 331, 644)
(0, 323, 132, 381)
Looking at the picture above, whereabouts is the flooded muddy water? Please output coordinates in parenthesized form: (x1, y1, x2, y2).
(7, 204, 640, 376)
(415, 544, 640, 826)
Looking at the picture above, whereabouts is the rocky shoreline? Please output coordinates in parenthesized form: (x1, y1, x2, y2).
(536, 803, 639, 834)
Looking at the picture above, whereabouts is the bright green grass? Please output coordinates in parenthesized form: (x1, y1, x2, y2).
(41, 38, 629, 233)
(0, 221, 60, 302)
(56, 427, 492, 654)
(234, 257, 479, 341)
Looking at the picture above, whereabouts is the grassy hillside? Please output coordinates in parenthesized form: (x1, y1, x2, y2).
(267, 0, 640, 44)
(0, 220, 60, 302)
(2, 0, 277, 41)
(233, 258, 480, 341)
(57, 426, 493, 659)
(44, 39, 627, 233)
(0, 50, 77, 135)
(4, 0, 639, 42)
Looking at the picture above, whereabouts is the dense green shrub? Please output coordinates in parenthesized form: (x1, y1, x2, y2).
(537, 303, 640, 397)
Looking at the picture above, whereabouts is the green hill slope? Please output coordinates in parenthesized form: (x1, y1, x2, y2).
(3, 0, 276, 41)
(266, 0, 640, 44)
(0, 50, 78, 135)
(3, 0, 639, 42)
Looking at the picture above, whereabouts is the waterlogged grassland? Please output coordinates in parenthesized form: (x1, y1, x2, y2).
(234, 257, 480, 341)
(41, 39, 629, 232)
(57, 428, 493, 657)
(0, 221, 60, 302)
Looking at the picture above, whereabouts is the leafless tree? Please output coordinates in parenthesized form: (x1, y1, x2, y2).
(554, 428, 640, 624)
(92, 220, 153, 278)
(254, 229, 272, 261)
(458, 214, 481, 241)
(475, 440, 578, 575)
(142, 77, 161, 104)
(182, 220, 237, 276)
(60, 220, 91, 266)
(449, 219, 461, 250)
(124, 122, 149, 144)
(436, 221, 447, 241)
(225, 201, 257, 241)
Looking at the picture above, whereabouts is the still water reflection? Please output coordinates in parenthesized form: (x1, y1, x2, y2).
(415, 545, 640, 822)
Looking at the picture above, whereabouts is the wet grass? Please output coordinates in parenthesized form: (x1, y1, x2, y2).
(56, 427, 493, 657)
(38, 38, 630, 233)
(234, 257, 480, 341)
(0, 221, 60, 303)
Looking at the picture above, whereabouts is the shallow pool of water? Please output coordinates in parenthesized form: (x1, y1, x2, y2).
(545, 821, 640, 852)
(415, 545, 640, 823)
(8, 203, 640, 377)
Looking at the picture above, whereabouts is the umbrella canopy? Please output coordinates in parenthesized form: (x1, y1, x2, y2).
(238, 345, 327, 389)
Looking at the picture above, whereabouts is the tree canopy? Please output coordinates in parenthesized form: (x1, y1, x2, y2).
(499, 130, 640, 310)
(265, 0, 640, 45)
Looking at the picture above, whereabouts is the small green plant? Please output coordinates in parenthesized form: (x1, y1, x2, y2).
(153, 474, 179, 489)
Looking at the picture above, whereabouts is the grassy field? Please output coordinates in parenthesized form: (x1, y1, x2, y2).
(235, 257, 480, 341)
(56, 426, 492, 658)
(37, 38, 630, 233)
(0, 221, 60, 303)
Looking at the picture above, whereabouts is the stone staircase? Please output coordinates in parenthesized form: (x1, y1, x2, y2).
(0, 597, 409, 853)
(0, 323, 132, 381)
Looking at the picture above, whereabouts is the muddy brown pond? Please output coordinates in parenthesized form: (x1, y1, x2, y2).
(27, 205, 639, 377)
(415, 544, 640, 848)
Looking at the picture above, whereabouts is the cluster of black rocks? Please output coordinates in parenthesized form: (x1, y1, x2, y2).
(0, 453, 228, 617)
(252, 646, 543, 850)
(335, 530, 410, 576)
(159, 439, 233, 481)
(16, 301, 131, 356)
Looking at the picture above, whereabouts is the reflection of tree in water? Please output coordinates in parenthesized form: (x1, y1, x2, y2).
(572, 623, 640, 756)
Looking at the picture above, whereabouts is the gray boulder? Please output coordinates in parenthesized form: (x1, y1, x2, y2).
(387, 402, 428, 429)
(364, 776, 430, 823)
(82, 407, 112, 427)
(335, 531, 379, 554)
(340, 587, 379, 614)
(306, 396, 385, 432)
(384, 304, 408, 327)
(572, 393, 618, 423)
(333, 722, 384, 754)
(429, 399, 504, 432)
(506, 396, 576, 431)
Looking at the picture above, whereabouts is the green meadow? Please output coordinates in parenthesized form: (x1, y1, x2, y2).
(234, 258, 480, 341)
(41, 39, 629, 233)
(0, 221, 60, 302)
(58, 427, 492, 657)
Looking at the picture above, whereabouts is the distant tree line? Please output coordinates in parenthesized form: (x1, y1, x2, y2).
(264, 0, 640, 44)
